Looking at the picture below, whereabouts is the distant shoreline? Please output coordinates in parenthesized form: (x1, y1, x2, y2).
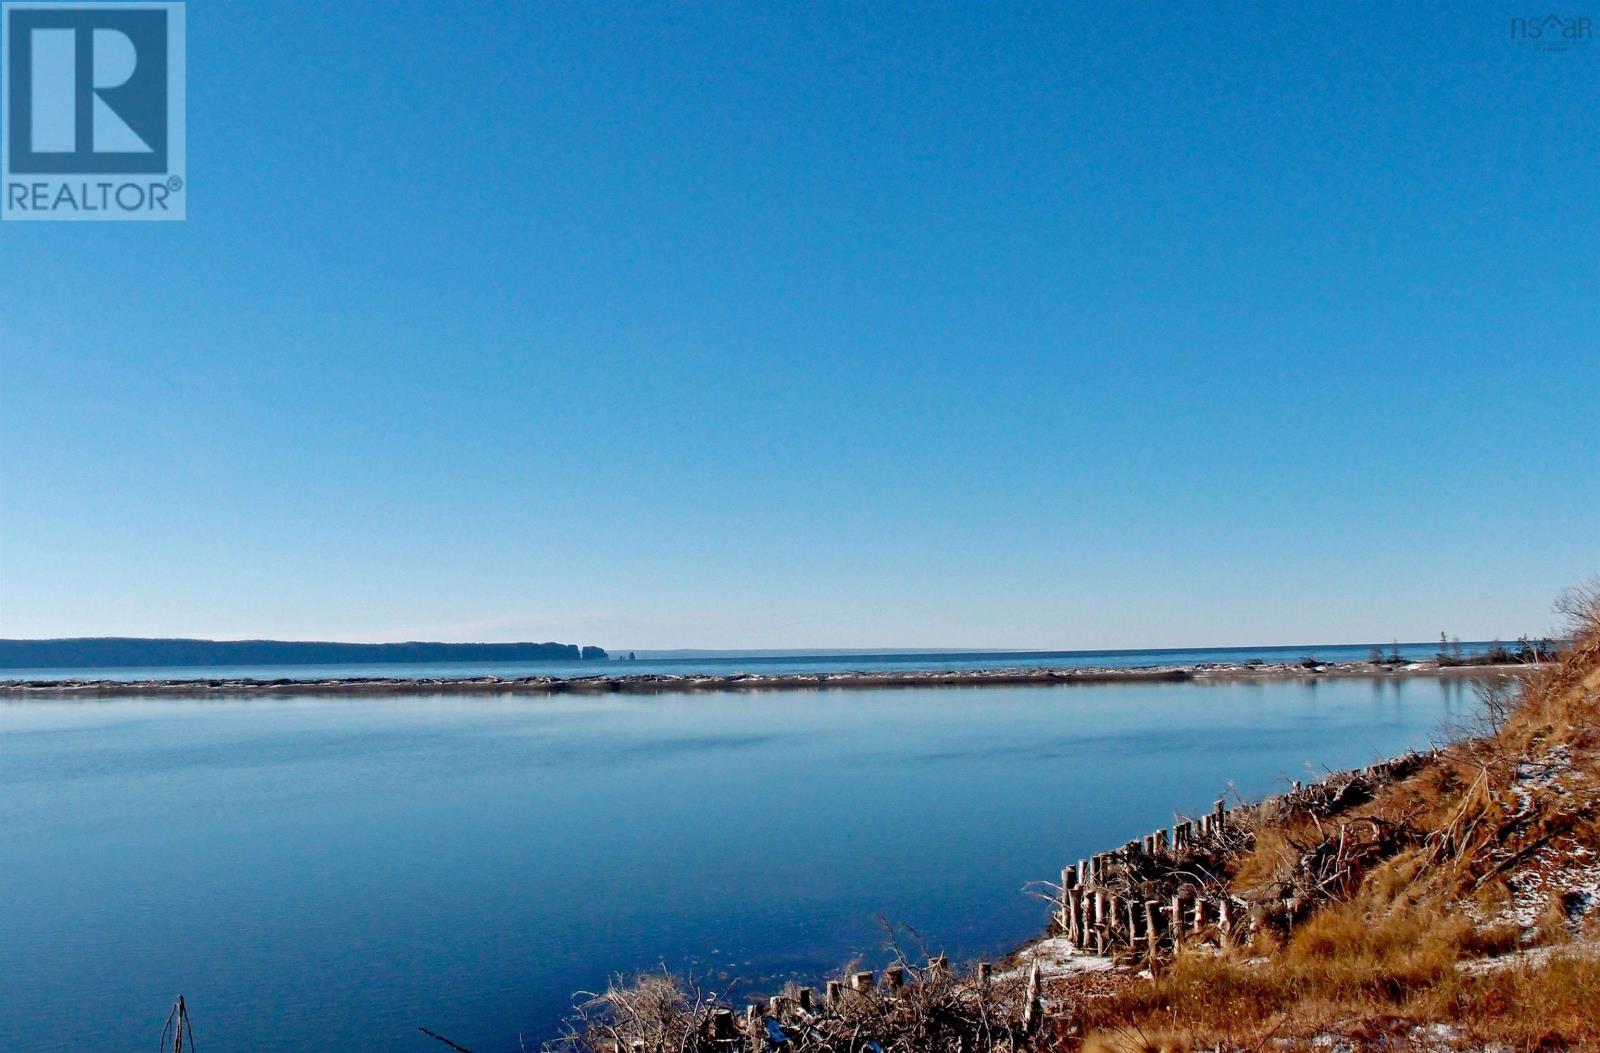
(0, 636, 608, 671)
(0, 659, 1539, 698)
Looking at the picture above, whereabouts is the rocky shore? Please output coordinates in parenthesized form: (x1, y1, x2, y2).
(0, 658, 1536, 697)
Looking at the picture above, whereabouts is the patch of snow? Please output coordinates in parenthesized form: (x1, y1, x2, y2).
(1490, 838, 1600, 931)
(1459, 746, 1600, 938)
(1508, 745, 1573, 818)
(1305, 1020, 1464, 1053)
(1459, 938, 1600, 975)
(1010, 937, 1114, 979)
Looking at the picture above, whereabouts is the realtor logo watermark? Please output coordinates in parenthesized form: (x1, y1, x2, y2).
(1511, 12, 1593, 50)
(2, 2, 184, 220)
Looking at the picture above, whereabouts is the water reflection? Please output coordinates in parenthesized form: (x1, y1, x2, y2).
(0, 677, 1481, 1053)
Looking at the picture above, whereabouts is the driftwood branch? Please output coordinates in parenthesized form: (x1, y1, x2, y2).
(419, 1026, 474, 1053)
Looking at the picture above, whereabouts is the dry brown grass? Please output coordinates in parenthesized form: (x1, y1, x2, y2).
(1079, 1029, 1192, 1053)
(1070, 909, 1590, 1048)
(1066, 587, 1600, 1051)
(1442, 954, 1600, 1048)
(1069, 894, 1522, 1045)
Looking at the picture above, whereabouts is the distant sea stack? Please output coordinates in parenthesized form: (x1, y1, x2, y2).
(0, 638, 609, 670)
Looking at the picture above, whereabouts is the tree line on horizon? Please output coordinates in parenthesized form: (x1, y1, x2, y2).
(0, 637, 608, 670)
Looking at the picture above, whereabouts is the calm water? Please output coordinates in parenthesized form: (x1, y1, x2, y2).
(0, 641, 1488, 682)
(0, 676, 1484, 1052)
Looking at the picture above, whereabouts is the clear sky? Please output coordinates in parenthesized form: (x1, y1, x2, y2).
(1, 3, 1595, 650)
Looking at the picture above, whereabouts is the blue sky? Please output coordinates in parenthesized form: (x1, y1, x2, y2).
(1, 2, 1595, 649)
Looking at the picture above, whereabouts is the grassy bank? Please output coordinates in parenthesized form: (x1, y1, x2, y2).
(1064, 585, 1600, 1051)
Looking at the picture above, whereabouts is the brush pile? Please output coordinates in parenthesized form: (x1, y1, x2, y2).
(1056, 752, 1436, 957)
(548, 959, 1035, 1053)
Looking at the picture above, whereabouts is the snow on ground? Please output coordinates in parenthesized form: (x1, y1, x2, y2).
(1295, 1022, 1465, 1053)
(1457, 937, 1600, 976)
(1461, 744, 1600, 935)
(1008, 937, 1114, 979)
(1491, 839, 1600, 931)
(1508, 744, 1572, 818)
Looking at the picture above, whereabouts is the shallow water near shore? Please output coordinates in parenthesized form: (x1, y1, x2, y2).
(1, 677, 1486, 1052)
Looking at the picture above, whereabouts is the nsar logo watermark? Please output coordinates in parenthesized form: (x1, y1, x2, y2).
(1510, 12, 1593, 50)
(3, 1, 184, 221)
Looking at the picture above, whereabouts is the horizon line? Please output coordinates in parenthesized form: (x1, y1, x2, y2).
(0, 634, 1548, 656)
